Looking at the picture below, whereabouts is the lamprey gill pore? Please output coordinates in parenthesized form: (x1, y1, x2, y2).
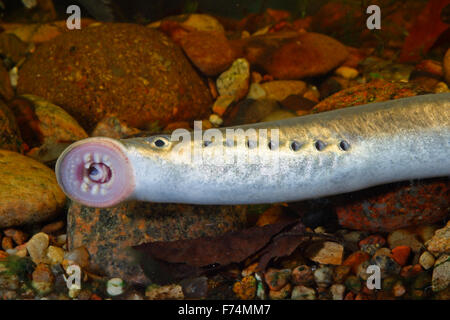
(55, 93, 450, 208)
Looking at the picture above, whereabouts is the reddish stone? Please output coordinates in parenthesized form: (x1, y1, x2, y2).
(343, 251, 370, 274)
(391, 246, 411, 266)
(400, 264, 423, 278)
(344, 292, 355, 300)
(41, 221, 65, 234)
(0, 250, 7, 259)
(312, 79, 424, 113)
(3, 229, 28, 245)
(415, 60, 444, 78)
(1, 236, 13, 251)
(335, 178, 449, 232)
(259, 32, 348, 80)
(179, 30, 236, 76)
(67, 201, 247, 285)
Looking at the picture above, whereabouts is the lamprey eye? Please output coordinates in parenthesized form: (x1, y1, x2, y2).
(152, 136, 170, 148)
(339, 140, 350, 151)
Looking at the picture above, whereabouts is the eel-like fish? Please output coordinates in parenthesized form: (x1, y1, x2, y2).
(55, 93, 450, 208)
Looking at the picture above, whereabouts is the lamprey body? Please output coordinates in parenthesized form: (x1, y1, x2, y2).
(56, 93, 450, 208)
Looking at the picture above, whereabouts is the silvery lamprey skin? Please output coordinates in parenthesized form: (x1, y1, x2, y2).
(56, 93, 450, 208)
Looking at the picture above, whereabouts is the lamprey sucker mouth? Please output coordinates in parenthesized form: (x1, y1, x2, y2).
(55, 137, 135, 208)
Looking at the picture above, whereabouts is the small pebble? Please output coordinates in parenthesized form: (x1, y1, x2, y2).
(64, 246, 90, 269)
(400, 264, 423, 278)
(434, 81, 449, 93)
(55, 234, 67, 247)
(333, 265, 351, 284)
(269, 283, 292, 300)
(209, 114, 223, 126)
(391, 246, 411, 266)
(343, 251, 370, 274)
(314, 266, 334, 288)
(370, 254, 401, 278)
(233, 276, 257, 300)
(212, 95, 234, 116)
(335, 66, 359, 79)
(41, 221, 65, 234)
(373, 247, 392, 258)
(246, 83, 266, 100)
(345, 275, 362, 293)
(264, 268, 291, 291)
(3, 229, 28, 245)
(32, 263, 55, 296)
(291, 285, 316, 300)
(330, 284, 346, 300)
(26, 232, 49, 264)
(305, 241, 344, 265)
(1, 237, 13, 251)
(145, 284, 184, 300)
(106, 278, 125, 296)
(216, 58, 250, 100)
(68, 284, 81, 299)
(392, 281, 406, 297)
(388, 229, 423, 253)
(291, 265, 314, 285)
(46, 245, 65, 265)
(419, 251, 435, 270)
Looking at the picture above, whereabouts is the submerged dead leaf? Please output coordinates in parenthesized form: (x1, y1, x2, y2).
(134, 218, 296, 268)
(133, 218, 339, 283)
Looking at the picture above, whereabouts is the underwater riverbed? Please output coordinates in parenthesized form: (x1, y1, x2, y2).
(0, 0, 449, 301)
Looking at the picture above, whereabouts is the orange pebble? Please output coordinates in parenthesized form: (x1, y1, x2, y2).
(391, 246, 411, 266)
(344, 292, 355, 300)
(400, 264, 423, 278)
(343, 251, 370, 274)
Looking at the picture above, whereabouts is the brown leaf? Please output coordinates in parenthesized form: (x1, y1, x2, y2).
(133, 218, 297, 268)
(399, 0, 450, 62)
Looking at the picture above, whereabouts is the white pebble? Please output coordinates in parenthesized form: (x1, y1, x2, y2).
(419, 251, 435, 270)
(107, 278, 125, 296)
(209, 114, 223, 126)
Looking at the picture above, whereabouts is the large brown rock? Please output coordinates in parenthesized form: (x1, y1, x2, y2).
(0, 150, 66, 228)
(67, 202, 247, 284)
(17, 23, 212, 131)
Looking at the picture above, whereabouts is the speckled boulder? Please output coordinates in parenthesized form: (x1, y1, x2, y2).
(312, 79, 426, 113)
(17, 23, 212, 131)
(0, 150, 66, 228)
(67, 201, 247, 284)
(335, 178, 449, 232)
